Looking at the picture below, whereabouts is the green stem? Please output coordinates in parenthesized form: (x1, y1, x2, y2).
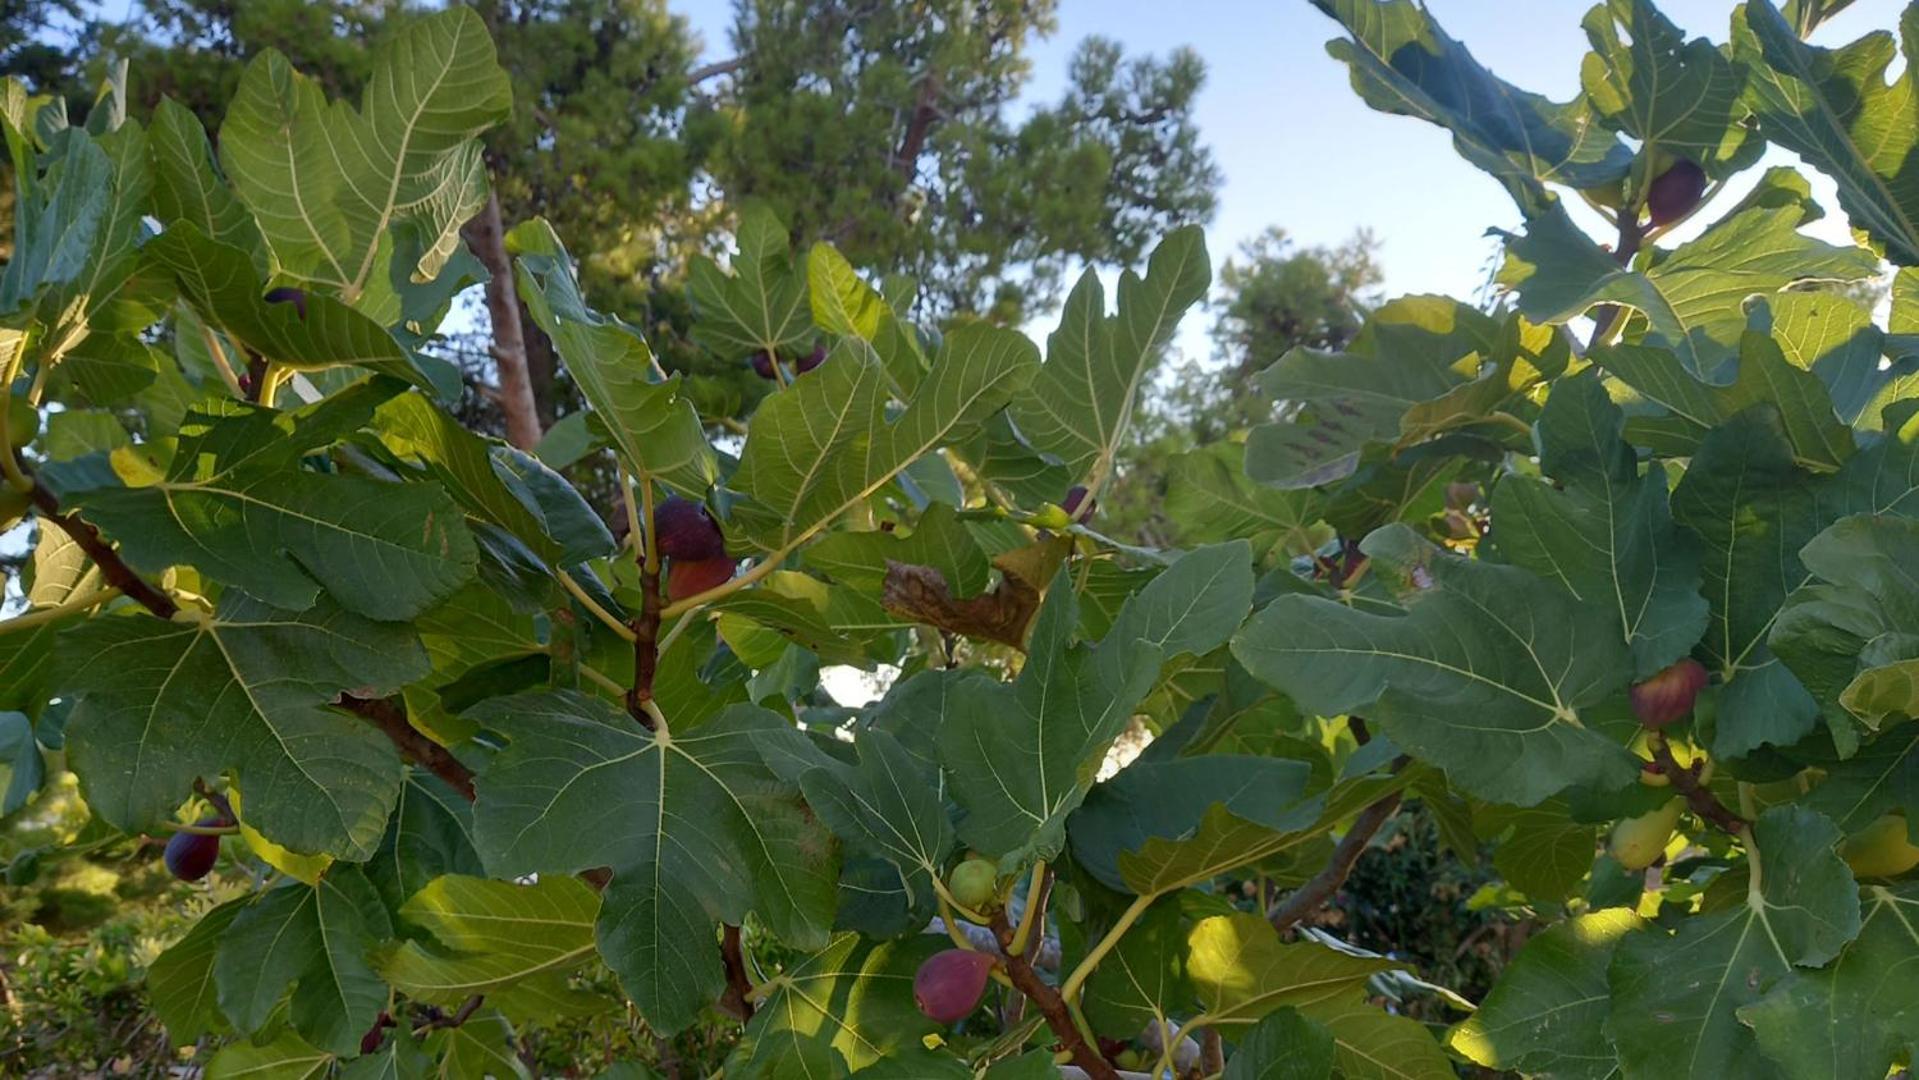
(0, 584, 119, 635)
(1059, 891, 1156, 1005)
(556, 569, 636, 643)
(1008, 861, 1048, 957)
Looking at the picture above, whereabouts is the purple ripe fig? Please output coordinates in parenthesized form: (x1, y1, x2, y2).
(1629, 657, 1708, 729)
(1061, 485, 1095, 524)
(750, 351, 777, 380)
(795, 342, 828, 374)
(360, 1011, 393, 1056)
(913, 949, 996, 1023)
(1645, 158, 1707, 226)
(263, 286, 309, 321)
(667, 555, 735, 602)
(163, 817, 224, 882)
(653, 496, 726, 561)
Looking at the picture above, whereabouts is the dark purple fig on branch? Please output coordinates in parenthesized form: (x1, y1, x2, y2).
(263, 286, 309, 321)
(163, 818, 224, 882)
(1061, 485, 1095, 524)
(1645, 158, 1707, 226)
(795, 342, 828, 374)
(360, 1011, 393, 1056)
(750, 351, 777, 380)
(913, 948, 996, 1023)
(653, 496, 726, 561)
(667, 555, 735, 602)
(1629, 657, 1707, 729)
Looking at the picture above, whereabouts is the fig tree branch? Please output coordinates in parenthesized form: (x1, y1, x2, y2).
(335, 695, 477, 802)
(1649, 735, 1746, 835)
(990, 877, 1118, 1080)
(1268, 790, 1402, 933)
(718, 924, 755, 1021)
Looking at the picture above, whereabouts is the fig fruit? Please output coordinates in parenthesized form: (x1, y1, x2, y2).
(667, 555, 735, 602)
(751, 351, 777, 380)
(6, 394, 38, 451)
(163, 818, 225, 882)
(1629, 657, 1707, 729)
(1061, 484, 1095, 524)
(1609, 797, 1682, 872)
(913, 949, 995, 1023)
(1646, 158, 1707, 226)
(1637, 761, 1672, 788)
(360, 1011, 393, 1056)
(263, 286, 309, 321)
(1841, 813, 1919, 879)
(948, 857, 998, 911)
(653, 496, 726, 561)
(796, 342, 828, 374)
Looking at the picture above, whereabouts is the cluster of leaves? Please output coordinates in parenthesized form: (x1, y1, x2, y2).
(12, 0, 1919, 1077)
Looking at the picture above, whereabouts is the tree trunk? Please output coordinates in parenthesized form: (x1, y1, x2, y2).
(462, 189, 543, 451)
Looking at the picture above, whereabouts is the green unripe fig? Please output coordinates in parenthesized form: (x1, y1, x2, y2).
(1637, 761, 1671, 788)
(5, 395, 37, 451)
(1609, 797, 1683, 872)
(948, 857, 998, 911)
(1841, 814, 1919, 879)
(1114, 1049, 1145, 1070)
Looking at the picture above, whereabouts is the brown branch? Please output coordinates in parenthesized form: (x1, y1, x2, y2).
(688, 57, 742, 84)
(1200, 1029, 1224, 1077)
(243, 350, 269, 403)
(990, 876, 1117, 1080)
(413, 993, 484, 1033)
(1649, 736, 1746, 835)
(718, 924, 755, 1021)
(627, 560, 661, 725)
(335, 695, 477, 802)
(1584, 197, 1645, 353)
(893, 67, 945, 184)
(1269, 791, 1403, 933)
(23, 477, 178, 619)
(462, 189, 542, 451)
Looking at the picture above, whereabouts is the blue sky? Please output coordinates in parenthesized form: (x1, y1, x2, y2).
(668, 0, 1904, 335)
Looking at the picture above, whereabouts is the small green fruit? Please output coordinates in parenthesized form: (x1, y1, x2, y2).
(949, 857, 998, 911)
(1842, 814, 1919, 879)
(5, 395, 37, 451)
(1609, 797, 1683, 872)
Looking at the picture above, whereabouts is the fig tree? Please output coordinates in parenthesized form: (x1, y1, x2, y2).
(163, 818, 225, 882)
(796, 342, 828, 374)
(1608, 797, 1682, 872)
(751, 351, 777, 380)
(1841, 813, 1919, 878)
(654, 496, 726, 561)
(1629, 657, 1707, 728)
(913, 948, 996, 1023)
(1645, 158, 1707, 226)
(948, 857, 998, 910)
(667, 555, 735, 602)
(263, 286, 309, 321)
(0, 486, 28, 529)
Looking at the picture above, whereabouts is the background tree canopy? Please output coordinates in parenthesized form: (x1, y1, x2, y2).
(6, 0, 1221, 439)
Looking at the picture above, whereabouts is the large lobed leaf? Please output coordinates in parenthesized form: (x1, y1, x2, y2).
(1234, 524, 1639, 804)
(57, 592, 426, 858)
(218, 7, 511, 304)
(468, 691, 838, 1033)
